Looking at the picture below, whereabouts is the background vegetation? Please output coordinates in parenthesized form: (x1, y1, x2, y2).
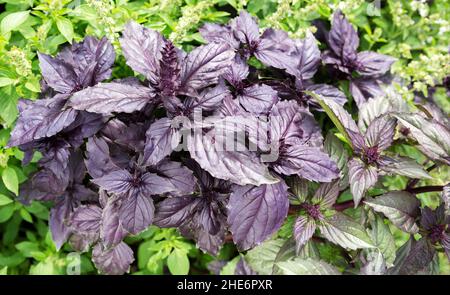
(0, 0, 448, 274)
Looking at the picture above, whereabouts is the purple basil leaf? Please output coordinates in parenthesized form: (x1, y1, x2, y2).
(155, 160, 196, 195)
(349, 78, 384, 108)
(238, 84, 279, 115)
(356, 51, 396, 77)
(101, 195, 127, 247)
(85, 136, 120, 178)
(222, 57, 249, 87)
(71, 205, 102, 235)
(185, 82, 232, 112)
(254, 35, 294, 70)
(273, 145, 339, 182)
(8, 95, 77, 147)
(143, 118, 181, 166)
(364, 115, 396, 151)
(92, 169, 135, 195)
(180, 42, 234, 94)
(154, 196, 200, 227)
(228, 180, 289, 250)
(327, 10, 359, 63)
(92, 242, 134, 275)
(69, 82, 154, 114)
(119, 192, 155, 234)
(38, 53, 78, 94)
(230, 11, 259, 44)
(199, 23, 239, 49)
(293, 216, 316, 254)
(322, 51, 352, 75)
(120, 21, 164, 83)
(74, 36, 116, 85)
(187, 129, 277, 186)
(269, 100, 322, 147)
(196, 229, 226, 256)
(285, 32, 320, 81)
(305, 84, 347, 109)
(217, 95, 247, 117)
(348, 158, 378, 207)
(50, 196, 77, 250)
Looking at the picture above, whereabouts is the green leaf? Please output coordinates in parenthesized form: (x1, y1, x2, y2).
(0, 266, 7, 275)
(167, 249, 189, 275)
(364, 191, 420, 234)
(1, 11, 30, 34)
(370, 214, 396, 266)
(324, 132, 349, 189)
(0, 194, 13, 206)
(245, 239, 284, 275)
(56, 17, 74, 44)
(276, 258, 341, 275)
(319, 212, 375, 250)
(0, 92, 19, 127)
(0, 204, 15, 223)
(2, 167, 19, 195)
(306, 91, 359, 150)
(394, 113, 450, 165)
(380, 156, 432, 179)
(20, 208, 33, 223)
(15, 241, 40, 258)
(0, 78, 14, 87)
(360, 249, 386, 274)
(219, 256, 240, 275)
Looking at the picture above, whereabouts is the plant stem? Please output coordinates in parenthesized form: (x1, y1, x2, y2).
(333, 200, 354, 211)
(405, 185, 444, 194)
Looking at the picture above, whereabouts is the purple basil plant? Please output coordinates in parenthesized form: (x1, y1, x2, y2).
(7, 10, 449, 275)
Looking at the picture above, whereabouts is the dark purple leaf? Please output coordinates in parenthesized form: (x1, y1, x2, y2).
(120, 21, 164, 83)
(356, 51, 396, 77)
(155, 160, 196, 195)
(85, 136, 120, 178)
(187, 128, 277, 186)
(350, 78, 384, 108)
(143, 118, 181, 166)
(50, 196, 77, 250)
(199, 23, 239, 49)
(119, 192, 155, 234)
(228, 180, 289, 250)
(238, 84, 279, 114)
(8, 95, 77, 147)
(327, 10, 359, 63)
(101, 195, 127, 247)
(38, 53, 77, 94)
(285, 33, 320, 81)
(180, 43, 234, 94)
(222, 57, 249, 87)
(69, 82, 154, 114)
(71, 205, 102, 234)
(273, 145, 339, 182)
(92, 242, 134, 275)
(154, 196, 200, 227)
(230, 11, 259, 44)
